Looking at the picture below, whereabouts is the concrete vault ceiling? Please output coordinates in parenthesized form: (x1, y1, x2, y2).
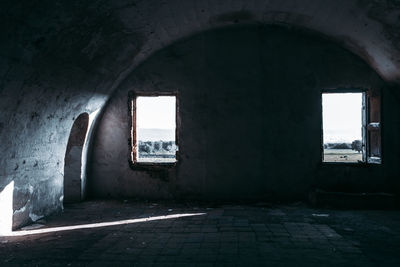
(1, 0, 400, 99)
(1, 0, 400, 230)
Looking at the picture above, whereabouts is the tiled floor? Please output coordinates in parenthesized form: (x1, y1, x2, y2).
(1, 200, 400, 266)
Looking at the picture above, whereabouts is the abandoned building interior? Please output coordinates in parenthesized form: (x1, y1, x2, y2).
(1, 0, 400, 265)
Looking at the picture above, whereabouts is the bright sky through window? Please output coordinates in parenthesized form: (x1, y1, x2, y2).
(322, 93, 362, 144)
(135, 96, 177, 163)
(136, 96, 176, 130)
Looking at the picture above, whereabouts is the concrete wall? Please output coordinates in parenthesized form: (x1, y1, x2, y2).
(88, 25, 400, 201)
(1, 0, 400, 230)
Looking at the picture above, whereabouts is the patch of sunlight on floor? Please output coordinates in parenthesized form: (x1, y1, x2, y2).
(3, 212, 206, 237)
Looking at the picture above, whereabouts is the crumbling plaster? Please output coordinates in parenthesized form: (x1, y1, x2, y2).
(0, 0, 399, 229)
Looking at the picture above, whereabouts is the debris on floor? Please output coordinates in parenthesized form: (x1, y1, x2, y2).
(20, 224, 45, 230)
(312, 213, 330, 217)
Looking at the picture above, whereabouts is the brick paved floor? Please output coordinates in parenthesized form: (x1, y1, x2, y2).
(1, 200, 399, 266)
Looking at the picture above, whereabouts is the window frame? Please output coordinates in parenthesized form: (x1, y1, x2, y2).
(321, 88, 382, 165)
(365, 87, 382, 164)
(128, 91, 179, 169)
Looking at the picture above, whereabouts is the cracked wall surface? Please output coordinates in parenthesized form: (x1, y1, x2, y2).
(0, 0, 399, 229)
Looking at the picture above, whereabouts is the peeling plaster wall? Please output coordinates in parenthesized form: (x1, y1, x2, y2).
(89, 25, 400, 201)
(0, 0, 399, 229)
(0, 1, 137, 229)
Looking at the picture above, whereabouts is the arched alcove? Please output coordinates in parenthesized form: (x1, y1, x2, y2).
(64, 113, 89, 203)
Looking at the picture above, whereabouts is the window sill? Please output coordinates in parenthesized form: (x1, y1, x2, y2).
(320, 161, 381, 168)
(128, 160, 177, 171)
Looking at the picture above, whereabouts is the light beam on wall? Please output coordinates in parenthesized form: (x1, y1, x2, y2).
(2, 212, 206, 237)
(80, 108, 101, 200)
(0, 181, 14, 235)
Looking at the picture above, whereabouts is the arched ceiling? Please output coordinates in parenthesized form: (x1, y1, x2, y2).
(1, 0, 399, 230)
(1, 0, 400, 165)
(1, 0, 399, 144)
(109, 0, 400, 88)
(2, 0, 400, 102)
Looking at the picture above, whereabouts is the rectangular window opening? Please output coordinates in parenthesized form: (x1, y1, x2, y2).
(322, 92, 365, 163)
(132, 95, 177, 164)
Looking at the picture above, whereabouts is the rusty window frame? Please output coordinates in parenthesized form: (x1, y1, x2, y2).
(366, 87, 382, 164)
(321, 88, 382, 165)
(128, 91, 179, 169)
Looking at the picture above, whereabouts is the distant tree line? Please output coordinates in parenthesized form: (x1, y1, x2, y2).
(138, 141, 176, 156)
(324, 140, 362, 153)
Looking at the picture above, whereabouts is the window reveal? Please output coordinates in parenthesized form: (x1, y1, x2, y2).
(130, 94, 178, 164)
(322, 89, 381, 164)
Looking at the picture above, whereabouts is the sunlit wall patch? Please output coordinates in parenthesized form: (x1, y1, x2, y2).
(0, 181, 14, 235)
